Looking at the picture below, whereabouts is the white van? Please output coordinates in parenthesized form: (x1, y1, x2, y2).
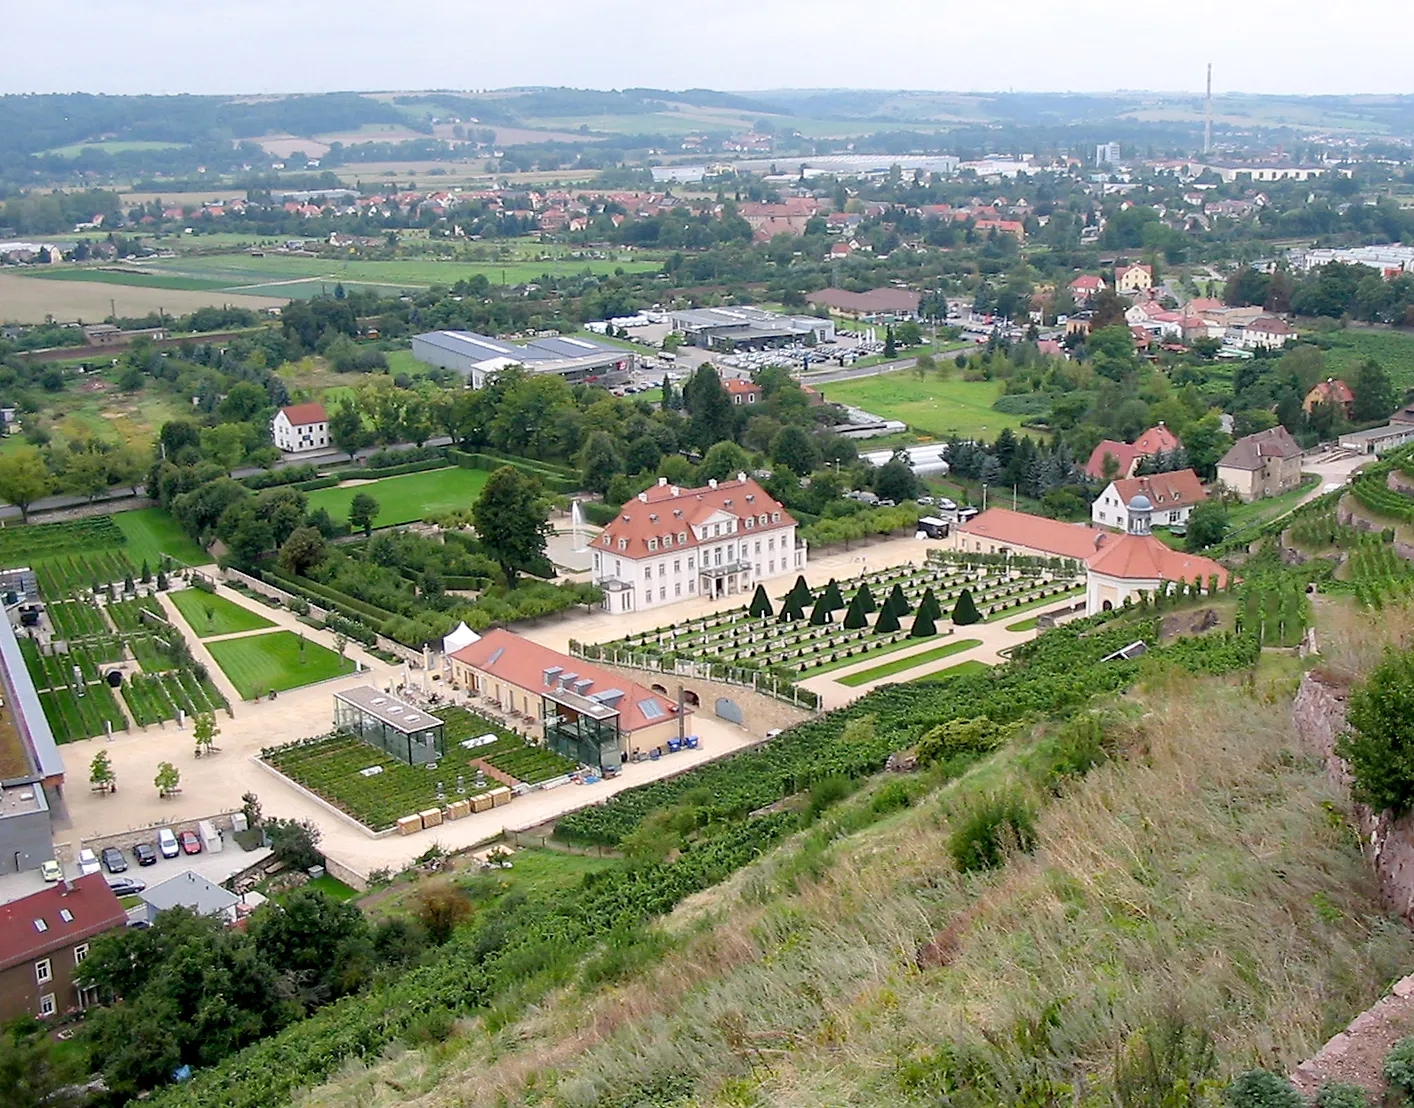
(157, 828, 179, 859)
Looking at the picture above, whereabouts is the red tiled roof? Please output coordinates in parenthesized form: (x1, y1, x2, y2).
(1305, 378, 1353, 407)
(958, 508, 1230, 587)
(0, 873, 126, 972)
(1070, 275, 1105, 290)
(279, 403, 327, 426)
(1110, 468, 1208, 511)
(1087, 533, 1229, 587)
(1084, 440, 1144, 480)
(1250, 315, 1295, 336)
(724, 378, 762, 396)
(449, 629, 686, 734)
(955, 507, 1104, 562)
(596, 477, 794, 559)
(1133, 424, 1182, 454)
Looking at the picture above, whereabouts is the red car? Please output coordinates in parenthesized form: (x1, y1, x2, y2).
(178, 830, 202, 855)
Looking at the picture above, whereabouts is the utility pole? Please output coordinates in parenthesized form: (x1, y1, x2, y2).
(1204, 63, 1213, 156)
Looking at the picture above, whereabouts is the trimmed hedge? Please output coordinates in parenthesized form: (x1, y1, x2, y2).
(582, 501, 622, 526)
(349, 457, 449, 480)
(448, 448, 579, 493)
(240, 465, 319, 490)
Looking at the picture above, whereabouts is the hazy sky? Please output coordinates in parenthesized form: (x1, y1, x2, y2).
(7, 0, 1412, 97)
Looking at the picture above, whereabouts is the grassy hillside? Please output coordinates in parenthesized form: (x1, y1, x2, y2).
(290, 634, 1413, 1108)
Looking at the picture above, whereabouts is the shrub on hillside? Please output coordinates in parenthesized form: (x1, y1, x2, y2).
(1385, 1036, 1414, 1099)
(947, 790, 1036, 873)
(1316, 1083, 1370, 1108)
(1338, 647, 1414, 814)
(1223, 1070, 1305, 1108)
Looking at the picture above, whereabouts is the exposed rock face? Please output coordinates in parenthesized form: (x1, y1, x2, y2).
(1289, 671, 1414, 1094)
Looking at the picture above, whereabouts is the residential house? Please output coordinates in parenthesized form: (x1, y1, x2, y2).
(1234, 316, 1295, 351)
(724, 378, 763, 406)
(1303, 377, 1354, 417)
(1083, 424, 1183, 480)
(590, 475, 803, 613)
(1092, 469, 1207, 531)
(271, 403, 330, 453)
(140, 871, 240, 926)
(447, 629, 690, 771)
(1069, 275, 1105, 305)
(1216, 426, 1304, 501)
(0, 874, 125, 1022)
(1115, 263, 1154, 294)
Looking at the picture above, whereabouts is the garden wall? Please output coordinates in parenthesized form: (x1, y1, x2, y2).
(1292, 670, 1414, 922)
(584, 659, 813, 738)
(69, 809, 242, 861)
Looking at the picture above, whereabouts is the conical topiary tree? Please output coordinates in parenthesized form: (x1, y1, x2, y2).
(778, 592, 805, 622)
(951, 587, 981, 626)
(918, 587, 943, 623)
(910, 604, 938, 638)
(842, 589, 869, 629)
(875, 603, 901, 633)
(886, 582, 911, 617)
(749, 583, 773, 619)
(822, 577, 845, 612)
(809, 592, 832, 625)
(856, 581, 877, 614)
(785, 574, 813, 612)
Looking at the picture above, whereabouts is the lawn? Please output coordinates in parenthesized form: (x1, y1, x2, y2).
(113, 508, 210, 567)
(305, 467, 490, 528)
(1006, 615, 1041, 632)
(982, 586, 1085, 621)
(917, 659, 991, 682)
(818, 371, 1030, 441)
(206, 631, 356, 699)
(168, 588, 275, 637)
(1223, 474, 1320, 535)
(836, 638, 982, 687)
(21, 269, 231, 292)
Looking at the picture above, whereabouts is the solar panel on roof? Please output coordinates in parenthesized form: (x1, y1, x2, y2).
(638, 699, 665, 720)
(487, 647, 505, 665)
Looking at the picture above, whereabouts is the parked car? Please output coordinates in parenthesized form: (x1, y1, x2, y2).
(77, 848, 101, 876)
(101, 847, 128, 873)
(937, 498, 957, 511)
(157, 828, 179, 859)
(133, 843, 158, 866)
(917, 496, 935, 506)
(178, 830, 202, 855)
(107, 877, 146, 897)
(40, 859, 62, 883)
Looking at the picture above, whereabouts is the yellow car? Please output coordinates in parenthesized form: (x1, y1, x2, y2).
(40, 860, 63, 882)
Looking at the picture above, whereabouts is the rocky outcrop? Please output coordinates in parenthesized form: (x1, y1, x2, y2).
(1289, 672, 1414, 1094)
(1293, 671, 1414, 922)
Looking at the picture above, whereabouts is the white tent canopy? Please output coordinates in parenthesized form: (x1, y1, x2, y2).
(442, 622, 480, 656)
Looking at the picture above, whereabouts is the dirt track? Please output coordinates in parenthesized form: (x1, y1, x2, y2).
(0, 271, 286, 324)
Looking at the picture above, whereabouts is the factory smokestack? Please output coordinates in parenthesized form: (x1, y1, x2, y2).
(1204, 63, 1213, 155)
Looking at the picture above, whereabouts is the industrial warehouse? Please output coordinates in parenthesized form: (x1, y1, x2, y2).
(410, 330, 636, 388)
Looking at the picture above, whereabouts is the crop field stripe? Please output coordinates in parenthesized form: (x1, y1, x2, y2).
(837, 638, 984, 686)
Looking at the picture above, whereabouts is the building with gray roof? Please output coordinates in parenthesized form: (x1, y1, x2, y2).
(411, 330, 635, 389)
(0, 616, 64, 875)
(140, 871, 240, 924)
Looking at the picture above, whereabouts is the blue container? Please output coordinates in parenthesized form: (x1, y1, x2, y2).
(667, 737, 683, 753)
(685, 735, 700, 749)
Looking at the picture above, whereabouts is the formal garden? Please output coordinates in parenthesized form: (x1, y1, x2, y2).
(263, 704, 580, 831)
(17, 585, 229, 742)
(205, 631, 357, 700)
(576, 556, 1084, 681)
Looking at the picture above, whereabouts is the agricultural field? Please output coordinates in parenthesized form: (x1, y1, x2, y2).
(0, 270, 284, 325)
(112, 508, 210, 568)
(1317, 328, 1414, 392)
(168, 588, 275, 637)
(0, 381, 193, 459)
(264, 705, 577, 830)
(46, 139, 187, 158)
(817, 371, 1031, 442)
(122, 670, 228, 727)
(206, 631, 356, 699)
(304, 466, 490, 528)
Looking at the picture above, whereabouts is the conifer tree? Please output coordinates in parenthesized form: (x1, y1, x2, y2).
(809, 592, 832, 625)
(875, 603, 901, 633)
(842, 589, 869, 629)
(951, 588, 981, 626)
(910, 604, 938, 638)
(749, 583, 773, 619)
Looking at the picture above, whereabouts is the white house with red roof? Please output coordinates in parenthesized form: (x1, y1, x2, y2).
(271, 402, 330, 453)
(590, 475, 804, 613)
(1069, 274, 1105, 305)
(1092, 468, 1207, 532)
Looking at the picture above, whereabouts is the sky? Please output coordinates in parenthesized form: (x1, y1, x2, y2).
(6, 0, 1413, 97)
